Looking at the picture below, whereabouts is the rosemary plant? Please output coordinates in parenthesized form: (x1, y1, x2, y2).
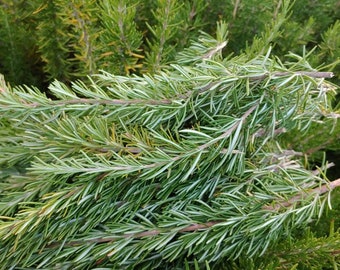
(0, 21, 339, 269)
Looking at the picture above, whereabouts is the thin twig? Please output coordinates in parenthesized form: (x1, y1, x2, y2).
(254, 127, 287, 137)
(250, 71, 334, 81)
(95, 146, 143, 154)
(198, 103, 258, 150)
(203, 41, 227, 59)
(46, 221, 220, 248)
(273, 0, 283, 19)
(263, 178, 340, 211)
(311, 162, 335, 175)
(71, 3, 94, 75)
(27, 97, 173, 108)
(233, 0, 241, 19)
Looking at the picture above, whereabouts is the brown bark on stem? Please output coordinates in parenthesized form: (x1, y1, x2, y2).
(263, 178, 340, 211)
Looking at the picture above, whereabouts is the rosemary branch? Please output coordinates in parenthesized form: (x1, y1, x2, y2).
(250, 71, 334, 80)
(263, 178, 340, 211)
(46, 179, 340, 249)
(4, 71, 333, 109)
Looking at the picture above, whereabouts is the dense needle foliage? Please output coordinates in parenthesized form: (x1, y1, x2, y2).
(0, 0, 339, 269)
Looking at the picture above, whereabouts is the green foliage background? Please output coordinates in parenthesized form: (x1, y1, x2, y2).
(0, 0, 339, 269)
(1, 0, 339, 86)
